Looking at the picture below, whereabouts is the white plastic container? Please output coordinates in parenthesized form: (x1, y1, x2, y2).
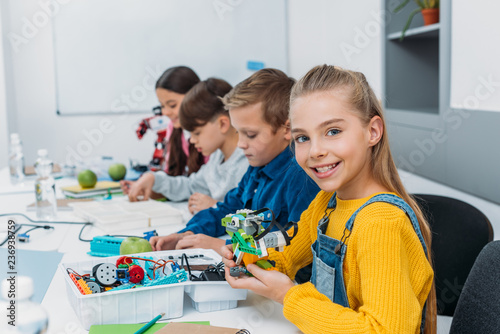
(60, 249, 247, 329)
(184, 281, 247, 312)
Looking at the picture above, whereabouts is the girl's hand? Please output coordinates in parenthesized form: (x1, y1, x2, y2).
(225, 263, 295, 305)
(220, 244, 236, 268)
(127, 173, 155, 202)
(175, 234, 226, 254)
(188, 193, 217, 214)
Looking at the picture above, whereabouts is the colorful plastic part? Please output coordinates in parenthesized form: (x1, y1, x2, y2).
(77, 278, 93, 295)
(222, 208, 298, 276)
(109, 283, 138, 291)
(255, 259, 277, 271)
(69, 273, 93, 295)
(88, 236, 124, 257)
(231, 233, 261, 256)
(116, 256, 134, 267)
(128, 265, 145, 284)
(143, 230, 158, 241)
(132, 256, 155, 279)
(142, 269, 188, 287)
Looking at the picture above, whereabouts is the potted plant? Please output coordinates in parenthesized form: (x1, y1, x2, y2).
(394, 0, 440, 40)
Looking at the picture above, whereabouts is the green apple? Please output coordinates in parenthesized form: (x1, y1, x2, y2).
(108, 163, 127, 181)
(77, 169, 97, 188)
(120, 237, 153, 255)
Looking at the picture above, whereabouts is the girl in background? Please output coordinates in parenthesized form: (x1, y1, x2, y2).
(125, 78, 248, 214)
(222, 65, 436, 334)
(122, 66, 206, 199)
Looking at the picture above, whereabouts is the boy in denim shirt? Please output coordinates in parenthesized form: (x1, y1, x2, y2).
(150, 69, 320, 252)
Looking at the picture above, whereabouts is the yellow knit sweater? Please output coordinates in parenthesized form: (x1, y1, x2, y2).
(269, 191, 434, 334)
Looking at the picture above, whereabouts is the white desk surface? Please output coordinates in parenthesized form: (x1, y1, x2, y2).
(2, 167, 499, 333)
(0, 169, 300, 334)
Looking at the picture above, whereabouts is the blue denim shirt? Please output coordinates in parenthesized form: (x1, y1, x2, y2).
(178, 147, 320, 237)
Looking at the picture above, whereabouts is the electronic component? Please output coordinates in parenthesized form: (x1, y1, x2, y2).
(222, 208, 298, 276)
(86, 281, 102, 294)
(143, 230, 158, 241)
(128, 265, 145, 284)
(92, 263, 117, 286)
(68, 253, 213, 294)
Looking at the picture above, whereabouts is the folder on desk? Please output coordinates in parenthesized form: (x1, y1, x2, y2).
(61, 181, 122, 198)
(157, 322, 250, 333)
(88, 321, 211, 334)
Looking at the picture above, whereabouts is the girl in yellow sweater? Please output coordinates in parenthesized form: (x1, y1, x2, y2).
(222, 65, 436, 334)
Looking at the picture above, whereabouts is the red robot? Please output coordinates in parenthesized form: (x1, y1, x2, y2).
(136, 106, 170, 171)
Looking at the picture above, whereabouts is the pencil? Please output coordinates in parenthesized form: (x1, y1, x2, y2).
(133, 312, 165, 334)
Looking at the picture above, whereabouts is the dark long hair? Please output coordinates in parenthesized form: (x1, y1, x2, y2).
(179, 78, 233, 131)
(155, 66, 205, 176)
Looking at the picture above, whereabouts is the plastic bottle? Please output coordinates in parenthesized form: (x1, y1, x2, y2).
(9, 133, 25, 185)
(34, 149, 57, 220)
(0, 276, 48, 333)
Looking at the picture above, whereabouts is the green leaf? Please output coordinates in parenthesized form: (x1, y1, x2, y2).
(399, 8, 422, 41)
(393, 0, 411, 13)
(415, 0, 425, 9)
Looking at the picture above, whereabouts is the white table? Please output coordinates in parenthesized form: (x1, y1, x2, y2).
(4, 167, 499, 334)
(0, 169, 300, 334)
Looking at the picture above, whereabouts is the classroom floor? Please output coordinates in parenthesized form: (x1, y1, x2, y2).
(399, 170, 500, 334)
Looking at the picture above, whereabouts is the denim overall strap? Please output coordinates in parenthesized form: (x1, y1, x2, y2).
(340, 193, 428, 334)
(343, 193, 428, 254)
(310, 193, 350, 307)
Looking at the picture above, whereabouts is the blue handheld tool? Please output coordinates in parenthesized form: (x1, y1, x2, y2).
(133, 312, 165, 334)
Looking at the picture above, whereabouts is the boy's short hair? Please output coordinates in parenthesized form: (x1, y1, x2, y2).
(222, 68, 295, 132)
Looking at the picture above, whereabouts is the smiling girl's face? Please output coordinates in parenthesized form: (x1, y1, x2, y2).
(156, 88, 185, 128)
(290, 89, 382, 199)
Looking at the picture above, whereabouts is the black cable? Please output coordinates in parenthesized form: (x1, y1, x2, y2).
(203, 262, 226, 280)
(252, 208, 298, 246)
(78, 223, 94, 242)
(181, 253, 195, 280)
(0, 223, 55, 246)
(0, 225, 23, 247)
(23, 225, 54, 235)
(0, 213, 88, 225)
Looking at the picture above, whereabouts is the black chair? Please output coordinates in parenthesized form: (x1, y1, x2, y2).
(413, 194, 493, 316)
(449, 240, 500, 334)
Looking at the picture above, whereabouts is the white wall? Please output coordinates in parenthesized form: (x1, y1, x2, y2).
(3, 0, 154, 168)
(2, 0, 382, 169)
(287, 0, 382, 97)
(0, 1, 9, 168)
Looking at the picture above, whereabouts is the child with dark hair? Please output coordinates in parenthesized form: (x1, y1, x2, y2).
(122, 66, 207, 201)
(124, 77, 248, 213)
(155, 65, 205, 176)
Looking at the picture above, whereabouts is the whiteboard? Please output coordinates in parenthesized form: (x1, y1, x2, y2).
(53, 0, 288, 115)
(450, 0, 500, 113)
